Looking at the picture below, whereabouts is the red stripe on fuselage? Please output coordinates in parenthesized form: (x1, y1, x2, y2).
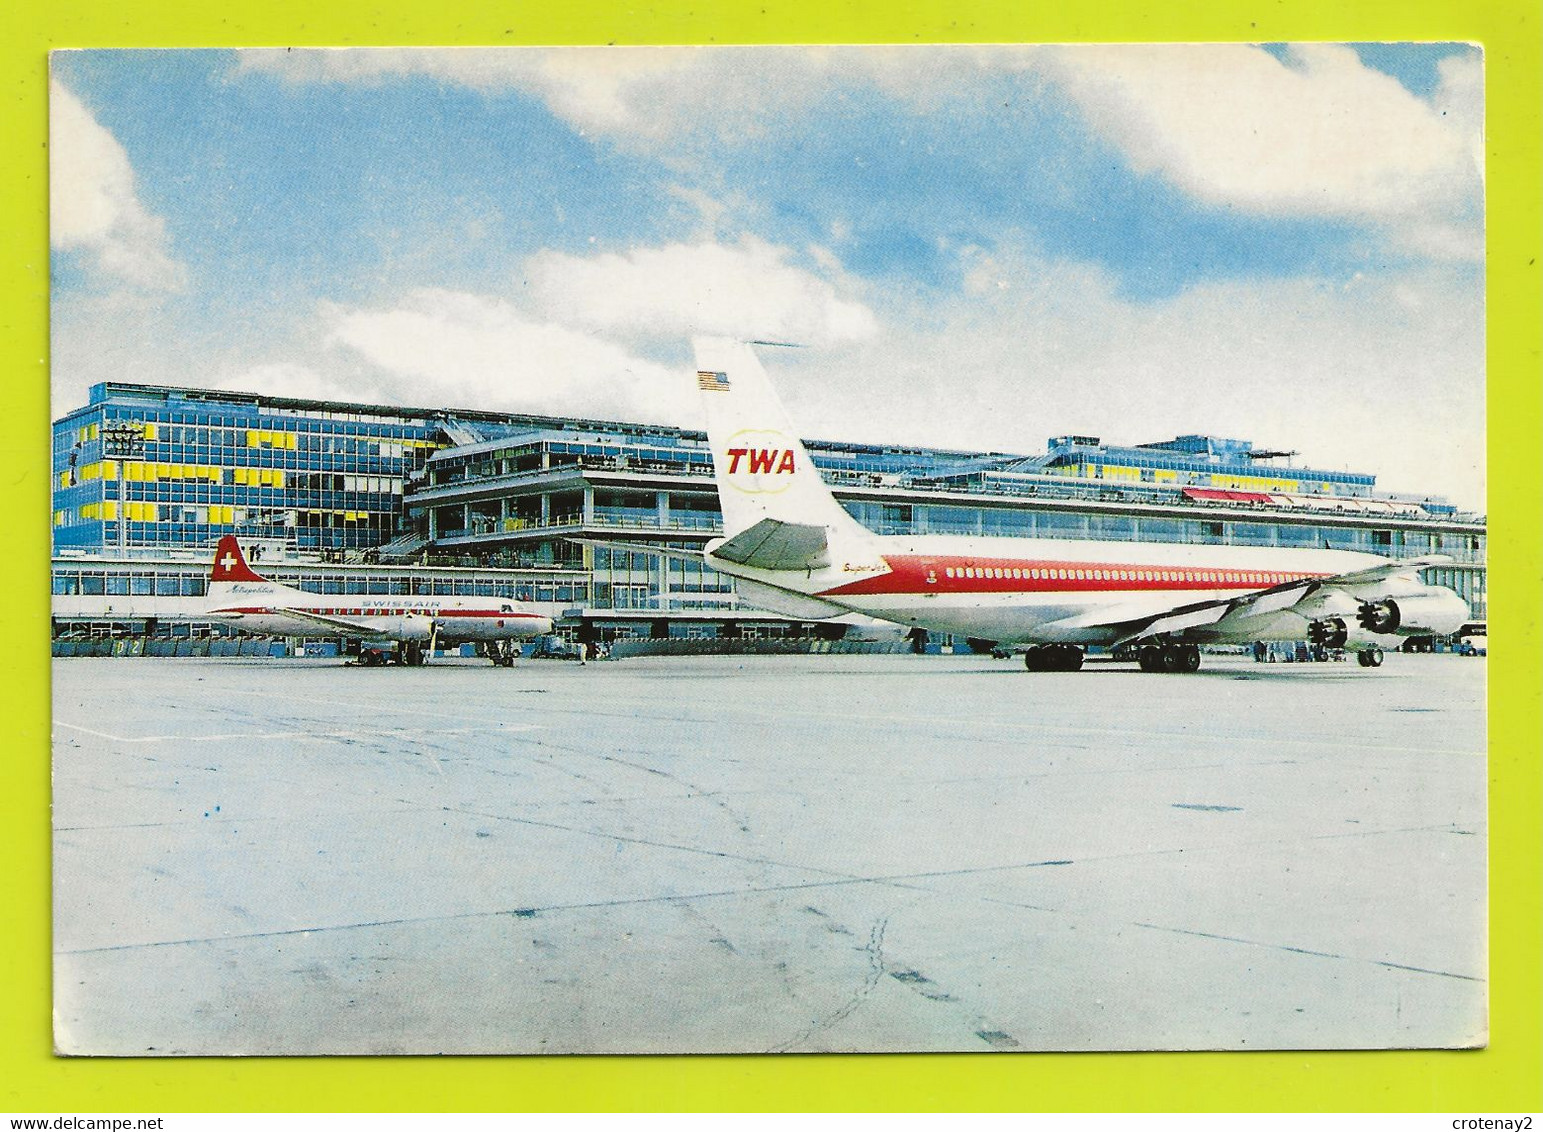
(214, 606, 546, 619)
(817, 555, 1327, 597)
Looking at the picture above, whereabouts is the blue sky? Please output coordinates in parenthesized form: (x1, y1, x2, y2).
(49, 45, 1485, 508)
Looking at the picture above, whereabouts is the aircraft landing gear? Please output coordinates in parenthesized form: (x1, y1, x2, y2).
(489, 641, 518, 667)
(1024, 644, 1083, 672)
(400, 641, 427, 666)
(1137, 643, 1201, 673)
(1356, 646, 1385, 668)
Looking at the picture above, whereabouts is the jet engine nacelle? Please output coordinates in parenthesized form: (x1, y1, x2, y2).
(1307, 617, 1349, 648)
(1355, 587, 1470, 638)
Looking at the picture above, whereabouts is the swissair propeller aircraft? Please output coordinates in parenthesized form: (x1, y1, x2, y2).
(205, 535, 553, 666)
(627, 339, 1469, 673)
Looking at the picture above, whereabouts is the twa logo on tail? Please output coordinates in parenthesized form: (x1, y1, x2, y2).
(722, 429, 798, 494)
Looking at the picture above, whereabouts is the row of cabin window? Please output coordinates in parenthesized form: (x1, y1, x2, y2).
(943, 565, 1294, 585)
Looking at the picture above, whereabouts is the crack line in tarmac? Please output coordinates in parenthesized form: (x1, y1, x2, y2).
(53, 805, 426, 833)
(1128, 922, 1483, 982)
(57, 816, 1476, 958)
(222, 687, 1476, 760)
(768, 915, 889, 1053)
(54, 721, 540, 744)
(57, 877, 894, 955)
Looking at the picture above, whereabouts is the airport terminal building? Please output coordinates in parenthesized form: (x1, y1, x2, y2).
(50, 380, 1487, 647)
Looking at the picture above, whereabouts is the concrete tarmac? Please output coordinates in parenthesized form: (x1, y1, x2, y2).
(52, 651, 1486, 1055)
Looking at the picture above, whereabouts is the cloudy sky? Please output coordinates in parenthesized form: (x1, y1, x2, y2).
(50, 45, 1484, 508)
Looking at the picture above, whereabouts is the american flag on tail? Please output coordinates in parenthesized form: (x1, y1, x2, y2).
(697, 370, 730, 392)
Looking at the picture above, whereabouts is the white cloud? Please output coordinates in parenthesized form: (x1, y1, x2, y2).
(771, 244, 1484, 511)
(49, 79, 186, 291)
(522, 237, 878, 346)
(323, 288, 695, 424)
(231, 45, 1014, 150)
(215, 362, 389, 407)
(1038, 44, 1483, 258)
(235, 46, 774, 143)
(234, 44, 1483, 264)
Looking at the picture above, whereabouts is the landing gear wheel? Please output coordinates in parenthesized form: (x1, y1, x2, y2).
(1357, 646, 1385, 668)
(1143, 643, 1201, 673)
(1026, 645, 1082, 672)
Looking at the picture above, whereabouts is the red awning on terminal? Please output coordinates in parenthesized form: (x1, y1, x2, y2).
(1182, 487, 1274, 504)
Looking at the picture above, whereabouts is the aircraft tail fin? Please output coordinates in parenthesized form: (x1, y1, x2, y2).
(207, 536, 298, 603)
(210, 535, 267, 584)
(693, 338, 876, 565)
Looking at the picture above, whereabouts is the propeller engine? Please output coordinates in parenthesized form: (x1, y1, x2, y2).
(386, 613, 437, 641)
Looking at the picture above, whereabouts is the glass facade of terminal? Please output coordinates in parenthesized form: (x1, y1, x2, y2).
(52, 383, 445, 552)
(52, 383, 1488, 633)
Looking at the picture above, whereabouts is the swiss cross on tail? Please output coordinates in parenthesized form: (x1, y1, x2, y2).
(209, 535, 266, 583)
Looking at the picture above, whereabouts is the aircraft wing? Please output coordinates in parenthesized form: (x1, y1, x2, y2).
(1308, 554, 1453, 588)
(1097, 555, 1453, 646)
(255, 607, 398, 638)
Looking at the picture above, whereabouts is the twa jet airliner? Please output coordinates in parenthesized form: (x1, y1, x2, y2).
(639, 339, 1468, 672)
(205, 536, 552, 666)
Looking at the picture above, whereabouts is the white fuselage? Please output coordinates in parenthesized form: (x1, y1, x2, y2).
(207, 587, 553, 643)
(710, 533, 1416, 645)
